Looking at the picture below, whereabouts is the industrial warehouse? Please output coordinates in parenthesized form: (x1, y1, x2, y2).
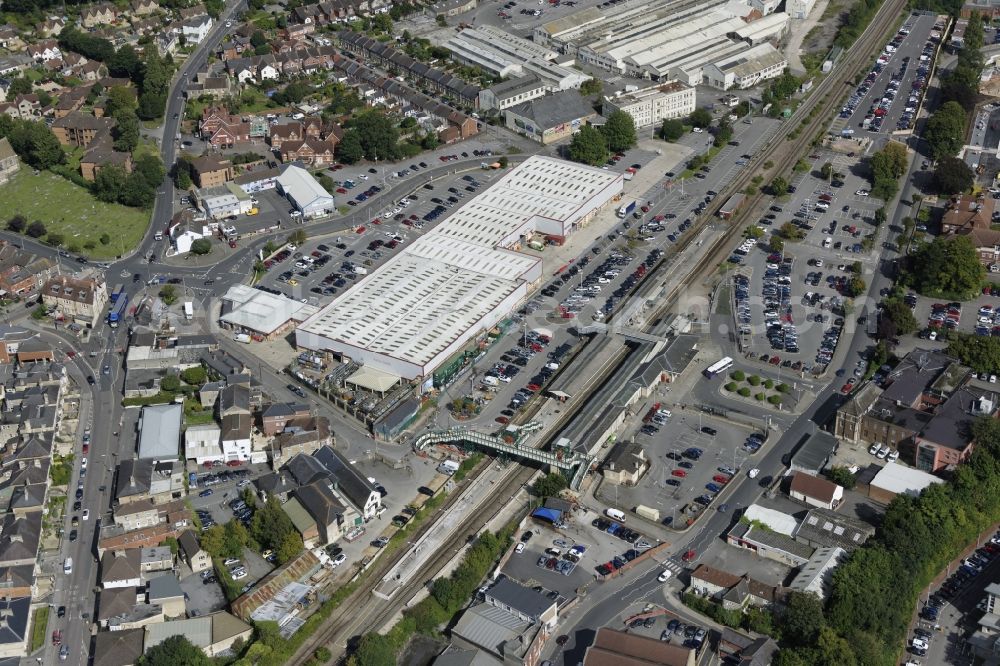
(295, 156, 623, 382)
(533, 0, 790, 86)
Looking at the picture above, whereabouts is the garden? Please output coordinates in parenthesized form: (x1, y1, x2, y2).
(722, 369, 790, 407)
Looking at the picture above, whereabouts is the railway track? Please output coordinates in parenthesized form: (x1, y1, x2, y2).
(292, 2, 909, 662)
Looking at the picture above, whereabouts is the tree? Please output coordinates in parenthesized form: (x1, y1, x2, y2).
(93, 165, 128, 204)
(820, 162, 833, 180)
(882, 299, 918, 335)
(933, 156, 974, 194)
(276, 530, 304, 564)
(826, 466, 857, 489)
(345, 110, 400, 161)
(6, 120, 64, 169)
(251, 494, 299, 555)
(770, 176, 789, 197)
(781, 591, 825, 647)
(659, 118, 684, 142)
(174, 157, 193, 189)
(105, 85, 138, 117)
(580, 78, 602, 96)
(7, 77, 32, 97)
(531, 472, 568, 498)
(133, 153, 166, 190)
(349, 633, 396, 666)
(190, 239, 211, 255)
(712, 118, 732, 148)
(287, 229, 308, 246)
(688, 108, 712, 128)
(204, 0, 223, 17)
(158, 284, 178, 305)
(869, 141, 908, 200)
(122, 172, 156, 208)
(181, 366, 207, 385)
(335, 130, 364, 164)
(873, 207, 887, 226)
(6, 216, 26, 234)
(925, 101, 967, 161)
(160, 374, 180, 392)
(112, 109, 140, 152)
(846, 276, 867, 298)
(908, 234, 984, 297)
(946, 334, 1000, 373)
(777, 222, 804, 240)
(601, 110, 636, 152)
(139, 635, 211, 666)
(250, 30, 268, 49)
(26, 221, 46, 238)
(567, 125, 608, 166)
(108, 46, 142, 81)
(769, 235, 784, 253)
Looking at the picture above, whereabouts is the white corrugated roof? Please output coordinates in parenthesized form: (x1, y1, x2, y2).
(870, 462, 944, 497)
(221, 284, 318, 335)
(297, 156, 621, 375)
(138, 404, 182, 461)
(277, 165, 334, 210)
(742, 503, 798, 535)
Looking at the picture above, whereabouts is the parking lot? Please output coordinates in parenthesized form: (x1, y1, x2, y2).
(500, 511, 676, 594)
(836, 13, 940, 136)
(909, 292, 1000, 344)
(594, 412, 763, 530)
(728, 143, 888, 375)
(255, 168, 508, 303)
(910, 531, 1000, 664)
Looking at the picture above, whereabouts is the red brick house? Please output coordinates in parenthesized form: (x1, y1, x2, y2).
(280, 138, 338, 166)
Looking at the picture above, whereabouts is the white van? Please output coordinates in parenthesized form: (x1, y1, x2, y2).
(482, 376, 499, 387)
(63, 558, 73, 574)
(605, 508, 626, 522)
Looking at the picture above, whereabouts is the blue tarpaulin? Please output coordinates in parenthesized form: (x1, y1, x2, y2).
(531, 507, 562, 523)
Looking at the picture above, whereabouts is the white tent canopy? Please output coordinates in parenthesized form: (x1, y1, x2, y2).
(347, 366, 400, 393)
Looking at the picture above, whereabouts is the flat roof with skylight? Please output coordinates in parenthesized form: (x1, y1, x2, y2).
(296, 156, 622, 381)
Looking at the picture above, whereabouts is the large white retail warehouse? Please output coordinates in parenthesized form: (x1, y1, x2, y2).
(296, 156, 622, 383)
(534, 0, 789, 85)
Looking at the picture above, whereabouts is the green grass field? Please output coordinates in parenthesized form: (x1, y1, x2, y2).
(1, 170, 149, 259)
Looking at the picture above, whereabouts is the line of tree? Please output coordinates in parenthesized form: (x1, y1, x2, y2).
(940, 12, 983, 111)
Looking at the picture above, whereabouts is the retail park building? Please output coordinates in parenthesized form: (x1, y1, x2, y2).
(296, 156, 623, 385)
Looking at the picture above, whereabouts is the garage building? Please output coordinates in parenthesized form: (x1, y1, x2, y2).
(276, 164, 335, 218)
(296, 156, 622, 383)
(202, 193, 251, 220)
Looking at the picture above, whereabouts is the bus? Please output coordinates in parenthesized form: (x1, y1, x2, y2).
(703, 357, 733, 379)
(109, 284, 125, 305)
(108, 293, 129, 327)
